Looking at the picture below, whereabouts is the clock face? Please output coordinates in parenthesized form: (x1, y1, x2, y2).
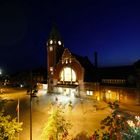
(50, 46, 53, 51)
(58, 40, 61, 45)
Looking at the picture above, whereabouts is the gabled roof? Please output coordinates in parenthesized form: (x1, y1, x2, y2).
(72, 53, 96, 82)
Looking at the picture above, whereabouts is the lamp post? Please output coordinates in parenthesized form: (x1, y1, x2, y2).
(0, 69, 2, 75)
(29, 85, 38, 140)
(0, 69, 2, 93)
(28, 71, 38, 140)
(30, 89, 32, 140)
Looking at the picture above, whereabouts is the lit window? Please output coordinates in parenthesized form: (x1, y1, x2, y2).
(86, 90, 93, 96)
(50, 40, 53, 44)
(62, 60, 64, 64)
(58, 41, 61, 45)
(50, 67, 53, 71)
(50, 46, 53, 51)
(60, 67, 76, 82)
(66, 60, 68, 64)
(20, 84, 23, 88)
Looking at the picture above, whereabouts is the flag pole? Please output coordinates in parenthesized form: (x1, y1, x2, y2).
(17, 98, 20, 140)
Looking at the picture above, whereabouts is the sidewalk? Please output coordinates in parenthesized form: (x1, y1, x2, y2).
(119, 102, 140, 115)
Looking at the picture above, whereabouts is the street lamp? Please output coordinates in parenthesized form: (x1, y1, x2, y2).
(29, 87, 38, 140)
(29, 90, 32, 140)
(0, 69, 2, 93)
(28, 70, 38, 140)
(0, 69, 2, 75)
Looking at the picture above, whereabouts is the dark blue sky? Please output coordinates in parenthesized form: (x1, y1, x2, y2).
(0, 0, 140, 74)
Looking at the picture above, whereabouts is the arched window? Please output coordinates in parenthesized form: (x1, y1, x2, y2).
(60, 67, 76, 82)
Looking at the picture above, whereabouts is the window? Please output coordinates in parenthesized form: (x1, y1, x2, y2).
(50, 67, 53, 71)
(60, 67, 76, 82)
(87, 90, 93, 96)
(66, 59, 68, 64)
(58, 41, 61, 45)
(50, 46, 53, 51)
(50, 40, 53, 44)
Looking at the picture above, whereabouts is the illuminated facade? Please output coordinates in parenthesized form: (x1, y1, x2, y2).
(46, 25, 96, 96)
(46, 25, 140, 105)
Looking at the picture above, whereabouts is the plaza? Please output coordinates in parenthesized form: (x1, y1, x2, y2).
(1, 87, 140, 140)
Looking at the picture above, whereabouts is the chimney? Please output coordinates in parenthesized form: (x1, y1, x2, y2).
(94, 51, 98, 69)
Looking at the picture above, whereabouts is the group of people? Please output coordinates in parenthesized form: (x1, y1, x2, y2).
(53, 96, 73, 111)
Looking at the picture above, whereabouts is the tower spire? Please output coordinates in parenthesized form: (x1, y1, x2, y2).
(48, 23, 62, 41)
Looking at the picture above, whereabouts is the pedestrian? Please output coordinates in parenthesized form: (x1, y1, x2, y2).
(36, 96, 39, 105)
(55, 96, 58, 102)
(68, 101, 73, 111)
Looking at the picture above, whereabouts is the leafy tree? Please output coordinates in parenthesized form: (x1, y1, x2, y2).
(0, 99, 23, 140)
(41, 105, 71, 140)
(100, 101, 127, 139)
(123, 116, 140, 140)
(0, 111, 23, 140)
(91, 101, 140, 140)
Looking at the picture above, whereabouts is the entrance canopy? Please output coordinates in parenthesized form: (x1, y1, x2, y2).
(55, 84, 78, 88)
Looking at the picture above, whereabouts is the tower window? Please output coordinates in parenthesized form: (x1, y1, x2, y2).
(50, 67, 53, 71)
(50, 40, 53, 44)
(58, 41, 61, 45)
(50, 46, 53, 51)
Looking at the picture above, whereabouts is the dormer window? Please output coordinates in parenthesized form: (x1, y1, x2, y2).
(66, 59, 68, 64)
(58, 40, 61, 45)
(69, 58, 72, 63)
(50, 40, 53, 44)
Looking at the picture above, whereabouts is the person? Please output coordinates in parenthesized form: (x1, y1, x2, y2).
(27, 89, 30, 95)
(55, 97, 58, 102)
(68, 101, 73, 111)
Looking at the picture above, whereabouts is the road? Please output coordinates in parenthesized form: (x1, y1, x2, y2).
(0, 87, 139, 140)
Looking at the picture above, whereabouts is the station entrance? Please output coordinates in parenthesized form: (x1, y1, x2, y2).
(54, 85, 79, 97)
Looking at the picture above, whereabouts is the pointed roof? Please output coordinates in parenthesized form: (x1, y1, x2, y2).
(62, 48, 72, 59)
(62, 49, 96, 82)
(48, 23, 62, 41)
(72, 53, 96, 82)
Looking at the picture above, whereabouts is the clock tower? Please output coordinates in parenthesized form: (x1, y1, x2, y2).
(46, 25, 64, 93)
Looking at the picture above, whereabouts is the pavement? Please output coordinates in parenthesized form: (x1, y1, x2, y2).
(0, 88, 140, 140)
(119, 102, 140, 116)
(18, 93, 112, 140)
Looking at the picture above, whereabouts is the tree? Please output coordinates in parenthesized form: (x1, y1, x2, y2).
(100, 101, 127, 139)
(41, 105, 71, 140)
(123, 116, 140, 140)
(91, 101, 140, 140)
(0, 99, 23, 140)
(0, 111, 23, 140)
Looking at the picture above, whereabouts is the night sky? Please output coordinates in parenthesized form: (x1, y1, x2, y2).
(0, 0, 140, 74)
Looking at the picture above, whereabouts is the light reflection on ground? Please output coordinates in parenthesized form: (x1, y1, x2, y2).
(0, 88, 139, 140)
